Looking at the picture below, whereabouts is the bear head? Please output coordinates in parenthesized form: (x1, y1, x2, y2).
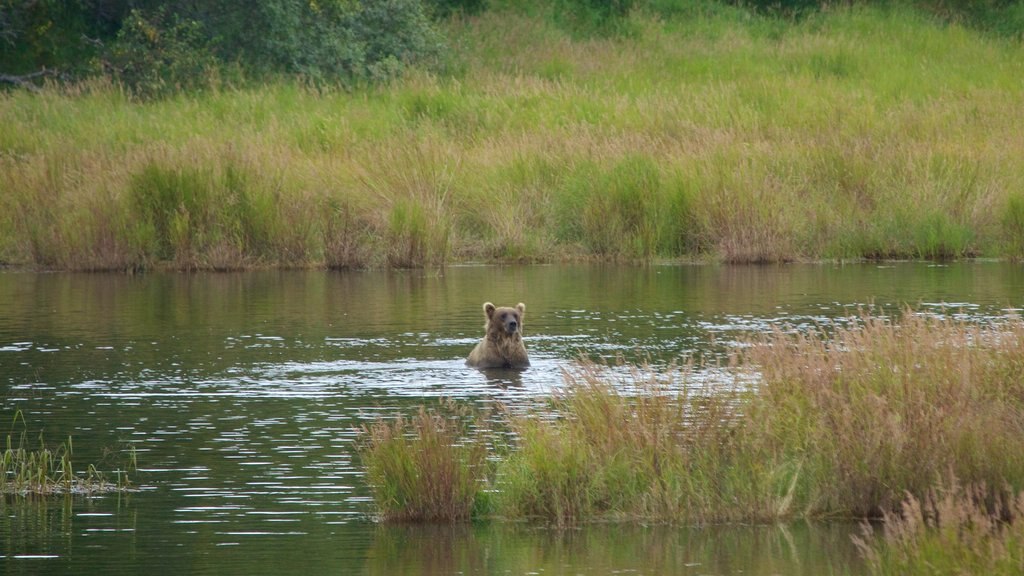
(484, 302, 525, 338)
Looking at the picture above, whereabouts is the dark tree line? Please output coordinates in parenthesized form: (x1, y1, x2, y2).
(1, 0, 1020, 96)
(0, 0, 450, 95)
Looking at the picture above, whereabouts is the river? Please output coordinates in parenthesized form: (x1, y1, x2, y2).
(2, 262, 1022, 574)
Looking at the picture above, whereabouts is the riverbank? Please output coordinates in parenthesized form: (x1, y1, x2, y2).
(2, 5, 1023, 270)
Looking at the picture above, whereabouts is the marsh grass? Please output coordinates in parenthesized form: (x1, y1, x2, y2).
(358, 402, 490, 522)
(854, 480, 1024, 575)
(2, 419, 135, 496)
(360, 310, 1024, 525)
(1001, 192, 1024, 259)
(494, 363, 757, 525)
(2, 5, 1023, 269)
(742, 309, 1024, 517)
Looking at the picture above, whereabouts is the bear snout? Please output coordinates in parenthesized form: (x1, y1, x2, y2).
(507, 319, 519, 333)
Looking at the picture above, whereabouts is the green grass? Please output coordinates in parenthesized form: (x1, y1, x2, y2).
(359, 309, 1024, 525)
(2, 4, 1023, 269)
(358, 402, 490, 522)
(493, 363, 753, 525)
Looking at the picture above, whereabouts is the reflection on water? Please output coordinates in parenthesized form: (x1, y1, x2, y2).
(1, 263, 1022, 574)
(367, 522, 866, 576)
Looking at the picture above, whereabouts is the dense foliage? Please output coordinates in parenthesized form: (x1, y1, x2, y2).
(2, 0, 1021, 96)
(1, 0, 444, 95)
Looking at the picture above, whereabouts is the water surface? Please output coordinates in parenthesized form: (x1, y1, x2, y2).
(2, 262, 1022, 574)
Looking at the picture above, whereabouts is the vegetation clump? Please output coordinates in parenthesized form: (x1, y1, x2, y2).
(1, 0, 445, 96)
(855, 480, 1024, 576)
(359, 402, 489, 522)
(2, 415, 135, 497)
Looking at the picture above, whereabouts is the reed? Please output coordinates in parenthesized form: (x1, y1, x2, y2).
(742, 309, 1024, 517)
(494, 363, 761, 525)
(854, 480, 1024, 575)
(358, 402, 490, 522)
(2, 417, 135, 496)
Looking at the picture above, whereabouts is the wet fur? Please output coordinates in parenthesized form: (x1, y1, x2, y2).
(466, 302, 529, 369)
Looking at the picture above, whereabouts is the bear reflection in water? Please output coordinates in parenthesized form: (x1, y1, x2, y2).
(466, 302, 530, 370)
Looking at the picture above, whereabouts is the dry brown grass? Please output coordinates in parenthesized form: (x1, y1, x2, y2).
(741, 309, 1024, 516)
(854, 479, 1024, 575)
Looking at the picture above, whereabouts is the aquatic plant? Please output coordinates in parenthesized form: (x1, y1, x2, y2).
(854, 479, 1024, 575)
(742, 309, 1024, 517)
(494, 363, 754, 525)
(2, 416, 135, 496)
(359, 402, 489, 522)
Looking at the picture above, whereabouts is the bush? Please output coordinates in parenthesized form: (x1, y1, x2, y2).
(552, 0, 638, 36)
(2, 0, 445, 95)
(104, 8, 217, 97)
(0, 0, 105, 75)
(350, 0, 446, 81)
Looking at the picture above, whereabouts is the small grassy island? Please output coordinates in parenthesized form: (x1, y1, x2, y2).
(2, 417, 135, 497)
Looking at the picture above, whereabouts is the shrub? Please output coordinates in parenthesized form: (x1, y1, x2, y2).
(2, 0, 446, 95)
(552, 0, 637, 36)
(425, 0, 489, 17)
(0, 0, 105, 75)
(104, 8, 217, 98)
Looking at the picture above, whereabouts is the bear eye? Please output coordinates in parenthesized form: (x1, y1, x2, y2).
(501, 313, 508, 320)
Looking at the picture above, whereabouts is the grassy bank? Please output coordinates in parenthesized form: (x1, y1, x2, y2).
(2, 4, 1024, 269)
(359, 309, 1024, 525)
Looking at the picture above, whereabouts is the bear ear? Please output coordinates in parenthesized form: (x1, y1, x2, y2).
(516, 303, 526, 316)
(483, 302, 496, 318)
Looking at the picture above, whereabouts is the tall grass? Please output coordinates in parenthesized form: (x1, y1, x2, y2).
(742, 310, 1024, 517)
(494, 364, 753, 525)
(854, 480, 1024, 575)
(360, 310, 1024, 525)
(358, 402, 490, 522)
(2, 5, 1023, 268)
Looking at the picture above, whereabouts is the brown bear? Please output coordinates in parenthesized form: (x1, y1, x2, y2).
(465, 302, 530, 369)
